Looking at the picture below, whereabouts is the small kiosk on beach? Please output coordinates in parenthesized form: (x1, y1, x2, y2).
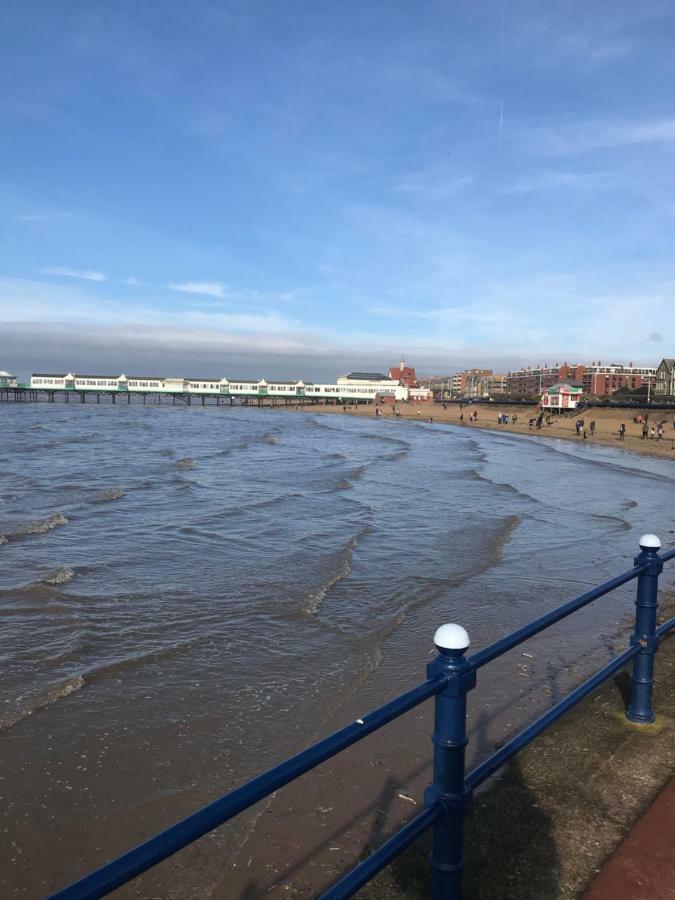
(541, 382, 584, 413)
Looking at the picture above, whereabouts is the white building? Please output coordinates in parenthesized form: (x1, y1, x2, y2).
(541, 383, 584, 412)
(27, 371, 411, 402)
(0, 370, 18, 387)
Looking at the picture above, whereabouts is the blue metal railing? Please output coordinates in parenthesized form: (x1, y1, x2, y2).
(47, 536, 675, 900)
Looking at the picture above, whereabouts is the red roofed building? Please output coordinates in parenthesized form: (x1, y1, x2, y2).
(388, 358, 418, 388)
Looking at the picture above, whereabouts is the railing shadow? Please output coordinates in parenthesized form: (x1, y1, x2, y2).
(359, 713, 560, 899)
(233, 685, 565, 899)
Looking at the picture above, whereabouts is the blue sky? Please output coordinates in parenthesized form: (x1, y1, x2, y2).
(1, 0, 674, 378)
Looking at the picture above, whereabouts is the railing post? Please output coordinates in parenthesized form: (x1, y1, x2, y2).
(626, 534, 663, 724)
(425, 624, 475, 899)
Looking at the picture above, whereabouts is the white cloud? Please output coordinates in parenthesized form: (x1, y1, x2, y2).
(394, 169, 473, 201)
(18, 210, 72, 223)
(507, 170, 617, 194)
(526, 118, 675, 156)
(0, 278, 302, 336)
(42, 266, 107, 282)
(168, 281, 226, 298)
(122, 276, 141, 286)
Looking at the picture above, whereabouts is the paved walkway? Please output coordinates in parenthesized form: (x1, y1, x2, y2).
(583, 777, 675, 899)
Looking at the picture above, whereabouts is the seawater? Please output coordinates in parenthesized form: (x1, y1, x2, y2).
(0, 404, 673, 897)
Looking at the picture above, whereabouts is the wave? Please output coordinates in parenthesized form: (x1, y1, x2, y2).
(591, 512, 631, 532)
(310, 418, 339, 432)
(347, 465, 367, 481)
(224, 492, 305, 515)
(24, 433, 99, 452)
(83, 640, 198, 685)
(328, 452, 345, 459)
(301, 525, 374, 615)
(467, 468, 524, 497)
(0, 675, 85, 732)
(1, 512, 69, 543)
(173, 477, 198, 490)
(93, 487, 124, 503)
(362, 432, 411, 449)
(176, 457, 194, 470)
(209, 430, 282, 460)
(41, 566, 75, 585)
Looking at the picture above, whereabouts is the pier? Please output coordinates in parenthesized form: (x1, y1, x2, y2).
(0, 386, 359, 408)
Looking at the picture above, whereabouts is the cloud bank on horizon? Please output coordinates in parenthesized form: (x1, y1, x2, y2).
(1, 1, 674, 379)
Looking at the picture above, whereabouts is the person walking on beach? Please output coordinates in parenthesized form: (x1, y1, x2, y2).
(650, 425, 656, 439)
(642, 422, 649, 439)
(459, 413, 464, 423)
(590, 420, 596, 436)
(619, 423, 626, 441)
(657, 424, 664, 440)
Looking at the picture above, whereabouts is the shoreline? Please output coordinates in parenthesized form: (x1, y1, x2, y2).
(282, 400, 675, 461)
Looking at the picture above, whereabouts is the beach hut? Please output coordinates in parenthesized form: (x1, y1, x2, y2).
(541, 382, 584, 412)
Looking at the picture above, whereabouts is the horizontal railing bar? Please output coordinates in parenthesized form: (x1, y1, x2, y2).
(319, 803, 441, 900)
(48, 675, 446, 900)
(657, 616, 675, 638)
(660, 547, 675, 562)
(465, 643, 641, 791)
(469, 564, 646, 669)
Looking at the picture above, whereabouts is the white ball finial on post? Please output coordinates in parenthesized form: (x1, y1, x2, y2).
(639, 534, 661, 551)
(434, 623, 470, 652)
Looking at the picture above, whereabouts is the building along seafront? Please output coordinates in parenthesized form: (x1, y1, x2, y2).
(0, 370, 18, 388)
(540, 382, 585, 413)
(505, 362, 657, 398)
(22, 370, 416, 404)
(654, 358, 675, 398)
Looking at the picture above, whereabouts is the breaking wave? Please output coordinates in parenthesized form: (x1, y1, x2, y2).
(0, 675, 85, 732)
(41, 566, 75, 585)
(1, 513, 69, 543)
(301, 525, 374, 615)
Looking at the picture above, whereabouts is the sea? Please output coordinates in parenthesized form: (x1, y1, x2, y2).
(0, 403, 673, 898)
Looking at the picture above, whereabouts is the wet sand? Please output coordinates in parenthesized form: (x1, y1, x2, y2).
(289, 402, 675, 461)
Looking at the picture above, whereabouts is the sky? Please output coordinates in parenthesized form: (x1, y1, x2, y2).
(1, 0, 675, 380)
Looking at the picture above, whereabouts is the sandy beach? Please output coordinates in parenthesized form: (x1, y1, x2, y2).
(290, 401, 675, 461)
